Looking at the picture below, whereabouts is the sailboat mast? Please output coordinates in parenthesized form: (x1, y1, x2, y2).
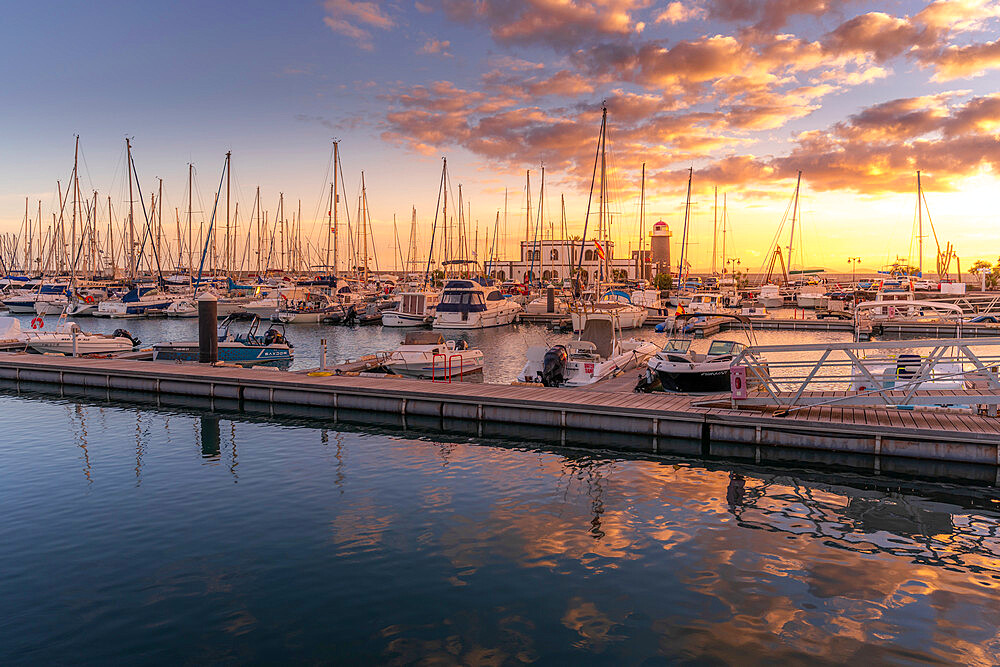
(712, 186, 718, 275)
(333, 141, 339, 277)
(126, 138, 135, 282)
(678, 168, 692, 285)
(788, 170, 802, 274)
(917, 170, 923, 276)
(71, 135, 79, 286)
(187, 163, 193, 279)
(639, 164, 646, 279)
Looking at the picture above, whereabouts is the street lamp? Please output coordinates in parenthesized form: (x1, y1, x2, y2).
(726, 258, 741, 288)
(847, 257, 861, 286)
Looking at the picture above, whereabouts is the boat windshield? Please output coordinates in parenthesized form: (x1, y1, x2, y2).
(661, 338, 692, 353)
(708, 340, 745, 356)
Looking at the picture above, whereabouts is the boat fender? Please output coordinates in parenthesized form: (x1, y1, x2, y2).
(30, 317, 43, 329)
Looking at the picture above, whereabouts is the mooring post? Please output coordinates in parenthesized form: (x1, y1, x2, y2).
(198, 293, 219, 364)
(72, 330, 78, 358)
(546, 286, 555, 313)
(320, 338, 327, 370)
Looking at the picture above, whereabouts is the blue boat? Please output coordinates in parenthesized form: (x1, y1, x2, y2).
(151, 316, 293, 368)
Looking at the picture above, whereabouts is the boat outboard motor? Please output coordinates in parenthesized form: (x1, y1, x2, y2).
(540, 345, 568, 387)
(112, 328, 141, 347)
(454, 339, 469, 351)
(263, 328, 286, 346)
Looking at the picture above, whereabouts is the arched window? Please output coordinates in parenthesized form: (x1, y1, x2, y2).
(550, 249, 559, 261)
(584, 250, 594, 261)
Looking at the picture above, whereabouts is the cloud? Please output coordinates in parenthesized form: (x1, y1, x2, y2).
(418, 38, 452, 56)
(655, 2, 707, 24)
(322, 0, 395, 50)
(929, 38, 1000, 81)
(441, 0, 648, 49)
(705, 0, 835, 31)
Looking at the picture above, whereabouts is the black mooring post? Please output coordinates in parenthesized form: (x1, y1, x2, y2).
(198, 293, 218, 364)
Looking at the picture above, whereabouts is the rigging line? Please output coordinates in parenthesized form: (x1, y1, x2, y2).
(576, 105, 606, 281)
(422, 158, 447, 290)
(194, 155, 229, 294)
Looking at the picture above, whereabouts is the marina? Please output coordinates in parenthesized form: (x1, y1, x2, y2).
(5, 1, 1000, 660)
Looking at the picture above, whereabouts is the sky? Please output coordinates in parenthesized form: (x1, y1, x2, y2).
(1, 0, 999, 274)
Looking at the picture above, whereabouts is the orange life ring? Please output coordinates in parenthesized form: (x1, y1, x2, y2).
(85, 295, 94, 304)
(30, 317, 43, 329)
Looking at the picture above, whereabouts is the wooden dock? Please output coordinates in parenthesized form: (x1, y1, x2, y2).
(1, 352, 998, 482)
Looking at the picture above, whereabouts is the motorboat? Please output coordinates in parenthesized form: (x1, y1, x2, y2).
(25, 321, 139, 355)
(152, 315, 293, 367)
(642, 338, 747, 393)
(274, 293, 341, 324)
(570, 299, 647, 331)
(630, 288, 673, 316)
(33, 293, 69, 316)
(519, 312, 658, 387)
(688, 292, 730, 314)
(382, 290, 439, 327)
(796, 283, 826, 307)
(433, 279, 522, 329)
(383, 331, 483, 379)
(523, 289, 572, 315)
(757, 284, 784, 308)
(165, 298, 199, 318)
(0, 316, 28, 350)
(3, 284, 68, 313)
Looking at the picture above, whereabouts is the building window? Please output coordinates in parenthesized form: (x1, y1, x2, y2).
(585, 250, 594, 261)
(550, 249, 559, 261)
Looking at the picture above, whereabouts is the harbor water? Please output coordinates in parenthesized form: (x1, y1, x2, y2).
(1, 392, 999, 663)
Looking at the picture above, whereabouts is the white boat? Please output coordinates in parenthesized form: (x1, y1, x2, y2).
(757, 284, 784, 308)
(739, 304, 768, 318)
(381, 291, 439, 327)
(0, 316, 28, 350)
(26, 321, 138, 355)
(432, 280, 522, 329)
(519, 312, 657, 387)
(165, 298, 199, 318)
(796, 283, 826, 308)
(96, 287, 171, 318)
(33, 293, 69, 316)
(642, 338, 747, 393)
(65, 298, 99, 317)
(570, 300, 647, 331)
(687, 292, 730, 314)
(630, 288, 672, 316)
(274, 293, 341, 324)
(523, 291, 571, 315)
(384, 331, 484, 378)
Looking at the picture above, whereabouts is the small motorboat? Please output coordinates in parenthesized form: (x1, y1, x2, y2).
(152, 315, 293, 367)
(0, 316, 28, 350)
(640, 337, 747, 393)
(165, 298, 199, 318)
(383, 331, 483, 379)
(519, 311, 658, 387)
(26, 321, 139, 355)
(382, 290, 439, 327)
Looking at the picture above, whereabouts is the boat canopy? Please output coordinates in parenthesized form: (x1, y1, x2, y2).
(403, 332, 445, 345)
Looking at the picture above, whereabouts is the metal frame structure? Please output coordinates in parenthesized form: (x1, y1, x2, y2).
(730, 338, 1000, 413)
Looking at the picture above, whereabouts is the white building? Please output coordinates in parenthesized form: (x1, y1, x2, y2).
(484, 239, 645, 284)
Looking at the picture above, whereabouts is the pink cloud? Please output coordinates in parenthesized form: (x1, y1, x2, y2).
(322, 0, 395, 50)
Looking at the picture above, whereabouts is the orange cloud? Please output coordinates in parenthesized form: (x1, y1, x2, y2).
(322, 0, 395, 50)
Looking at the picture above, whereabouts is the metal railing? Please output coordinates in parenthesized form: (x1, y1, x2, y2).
(729, 338, 1000, 413)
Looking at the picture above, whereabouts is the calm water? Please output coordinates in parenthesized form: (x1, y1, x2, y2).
(1, 393, 999, 664)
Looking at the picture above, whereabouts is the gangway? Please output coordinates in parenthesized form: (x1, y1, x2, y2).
(729, 337, 1000, 415)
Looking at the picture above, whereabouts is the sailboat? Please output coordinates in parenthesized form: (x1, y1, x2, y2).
(569, 105, 647, 331)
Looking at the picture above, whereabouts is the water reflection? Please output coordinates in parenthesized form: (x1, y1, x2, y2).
(4, 394, 1000, 664)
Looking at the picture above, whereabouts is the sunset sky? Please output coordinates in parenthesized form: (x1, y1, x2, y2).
(1, 0, 999, 273)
